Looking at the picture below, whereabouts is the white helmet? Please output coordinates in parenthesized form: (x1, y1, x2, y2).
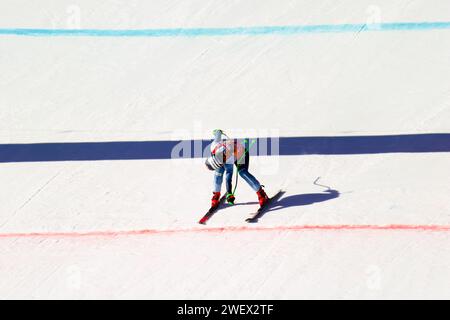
(205, 155, 222, 171)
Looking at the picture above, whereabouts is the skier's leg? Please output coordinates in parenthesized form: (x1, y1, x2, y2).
(236, 152, 268, 206)
(224, 163, 235, 204)
(224, 164, 233, 194)
(211, 166, 225, 208)
(238, 168, 261, 192)
(236, 152, 261, 192)
(239, 168, 268, 206)
(213, 166, 225, 192)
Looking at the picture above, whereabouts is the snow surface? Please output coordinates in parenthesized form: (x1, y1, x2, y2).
(0, 0, 450, 299)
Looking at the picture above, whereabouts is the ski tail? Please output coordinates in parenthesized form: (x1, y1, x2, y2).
(198, 195, 226, 225)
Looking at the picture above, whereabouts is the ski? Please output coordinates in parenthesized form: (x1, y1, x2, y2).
(198, 195, 227, 225)
(246, 190, 285, 223)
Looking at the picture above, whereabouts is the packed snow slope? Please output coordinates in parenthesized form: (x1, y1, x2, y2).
(0, 0, 449, 299)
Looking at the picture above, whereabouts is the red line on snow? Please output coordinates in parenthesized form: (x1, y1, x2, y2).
(0, 224, 449, 239)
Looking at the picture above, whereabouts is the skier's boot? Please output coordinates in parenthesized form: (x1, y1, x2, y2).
(256, 186, 269, 208)
(211, 192, 221, 209)
(226, 193, 235, 205)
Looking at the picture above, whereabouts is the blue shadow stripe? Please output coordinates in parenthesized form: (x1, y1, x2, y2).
(278, 134, 450, 155)
(0, 134, 449, 163)
(1, 22, 450, 37)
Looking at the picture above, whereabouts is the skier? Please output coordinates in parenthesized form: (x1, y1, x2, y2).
(205, 129, 269, 209)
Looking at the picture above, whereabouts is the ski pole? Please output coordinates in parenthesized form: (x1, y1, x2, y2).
(232, 138, 257, 196)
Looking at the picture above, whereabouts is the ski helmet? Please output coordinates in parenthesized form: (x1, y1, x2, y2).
(205, 155, 222, 171)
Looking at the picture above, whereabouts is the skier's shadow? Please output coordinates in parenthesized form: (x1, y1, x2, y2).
(267, 189, 340, 213)
(232, 188, 340, 221)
